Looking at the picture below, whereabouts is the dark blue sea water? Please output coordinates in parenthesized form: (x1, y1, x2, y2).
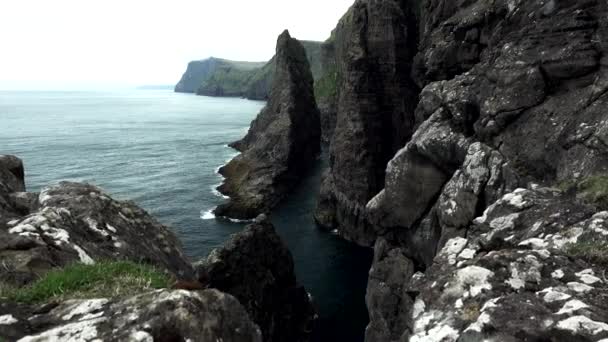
(0, 90, 372, 341)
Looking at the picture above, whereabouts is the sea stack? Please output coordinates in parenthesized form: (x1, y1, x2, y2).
(215, 30, 321, 220)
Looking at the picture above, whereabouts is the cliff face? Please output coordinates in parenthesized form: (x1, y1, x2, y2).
(214, 30, 321, 220)
(315, 0, 608, 340)
(176, 42, 324, 101)
(175, 58, 265, 93)
(315, 0, 420, 245)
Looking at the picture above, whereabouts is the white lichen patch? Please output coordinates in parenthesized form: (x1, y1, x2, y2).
(0, 314, 18, 325)
(519, 238, 548, 249)
(505, 255, 542, 290)
(575, 269, 602, 285)
(410, 310, 460, 342)
(556, 300, 589, 315)
(85, 218, 109, 237)
(130, 331, 154, 342)
(62, 299, 109, 321)
(17, 317, 106, 342)
(551, 269, 565, 279)
(465, 312, 491, 333)
(489, 213, 519, 232)
(446, 266, 494, 298)
(458, 248, 476, 260)
(556, 316, 608, 335)
(537, 288, 571, 303)
(73, 244, 95, 265)
(440, 238, 468, 265)
(567, 282, 594, 294)
(502, 190, 530, 209)
(413, 298, 426, 319)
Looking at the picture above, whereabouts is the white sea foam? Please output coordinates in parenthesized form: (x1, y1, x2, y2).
(200, 210, 216, 220)
(211, 184, 230, 199)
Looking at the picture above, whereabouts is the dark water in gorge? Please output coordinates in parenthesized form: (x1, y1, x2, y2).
(0, 89, 372, 341)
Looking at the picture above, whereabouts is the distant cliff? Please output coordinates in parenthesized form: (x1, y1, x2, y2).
(175, 41, 324, 100)
(174, 58, 266, 94)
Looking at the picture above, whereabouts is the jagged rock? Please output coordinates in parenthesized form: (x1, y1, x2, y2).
(0, 157, 194, 285)
(215, 30, 321, 220)
(1, 289, 262, 342)
(314, 0, 420, 245)
(366, 187, 608, 341)
(195, 216, 315, 342)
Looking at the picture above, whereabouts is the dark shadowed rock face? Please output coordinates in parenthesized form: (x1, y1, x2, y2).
(2, 289, 262, 342)
(0, 157, 194, 286)
(215, 30, 321, 220)
(196, 215, 315, 342)
(315, 0, 420, 245)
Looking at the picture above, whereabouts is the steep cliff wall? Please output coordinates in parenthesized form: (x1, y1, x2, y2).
(315, 0, 420, 245)
(316, 0, 608, 340)
(174, 58, 265, 93)
(214, 30, 321, 220)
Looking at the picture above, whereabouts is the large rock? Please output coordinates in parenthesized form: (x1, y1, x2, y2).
(0, 158, 194, 285)
(1, 289, 262, 342)
(174, 57, 266, 94)
(314, 0, 420, 245)
(196, 215, 315, 342)
(215, 30, 321, 220)
(366, 187, 608, 341)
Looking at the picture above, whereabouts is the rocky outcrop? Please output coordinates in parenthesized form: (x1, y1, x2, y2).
(313, 0, 608, 340)
(314, 38, 339, 144)
(315, 0, 420, 245)
(366, 186, 608, 341)
(0, 180, 195, 286)
(214, 30, 321, 220)
(0, 155, 317, 342)
(196, 215, 315, 342)
(2, 289, 262, 342)
(175, 58, 265, 94)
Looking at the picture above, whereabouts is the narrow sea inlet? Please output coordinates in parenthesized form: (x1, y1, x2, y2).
(0, 89, 371, 341)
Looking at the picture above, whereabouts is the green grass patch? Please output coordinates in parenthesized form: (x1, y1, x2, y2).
(559, 175, 608, 210)
(0, 261, 172, 304)
(565, 241, 608, 266)
(314, 65, 339, 101)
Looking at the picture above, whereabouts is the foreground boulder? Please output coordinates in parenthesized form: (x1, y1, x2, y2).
(196, 215, 315, 342)
(1, 289, 261, 342)
(366, 187, 608, 341)
(0, 156, 194, 285)
(215, 30, 321, 220)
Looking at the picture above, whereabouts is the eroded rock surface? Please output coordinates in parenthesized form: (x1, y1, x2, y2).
(0, 156, 194, 286)
(367, 187, 608, 341)
(1, 289, 262, 342)
(315, 0, 420, 245)
(215, 30, 321, 220)
(196, 215, 315, 342)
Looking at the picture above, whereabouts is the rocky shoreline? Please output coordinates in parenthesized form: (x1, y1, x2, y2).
(0, 156, 314, 341)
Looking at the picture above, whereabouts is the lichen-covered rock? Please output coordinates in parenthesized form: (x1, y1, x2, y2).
(367, 187, 608, 341)
(314, 0, 420, 245)
(0, 157, 194, 285)
(215, 30, 321, 220)
(1, 289, 262, 342)
(196, 215, 315, 342)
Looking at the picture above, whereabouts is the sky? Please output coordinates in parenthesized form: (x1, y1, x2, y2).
(0, 0, 354, 90)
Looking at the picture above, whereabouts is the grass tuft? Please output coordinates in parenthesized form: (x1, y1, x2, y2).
(565, 241, 608, 266)
(0, 261, 172, 304)
(559, 175, 608, 210)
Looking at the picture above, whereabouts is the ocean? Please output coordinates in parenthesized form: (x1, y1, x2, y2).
(0, 89, 372, 341)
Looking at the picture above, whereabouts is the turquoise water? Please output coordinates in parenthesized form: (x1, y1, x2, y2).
(0, 90, 371, 341)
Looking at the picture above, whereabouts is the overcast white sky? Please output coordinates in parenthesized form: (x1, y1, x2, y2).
(0, 0, 353, 90)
